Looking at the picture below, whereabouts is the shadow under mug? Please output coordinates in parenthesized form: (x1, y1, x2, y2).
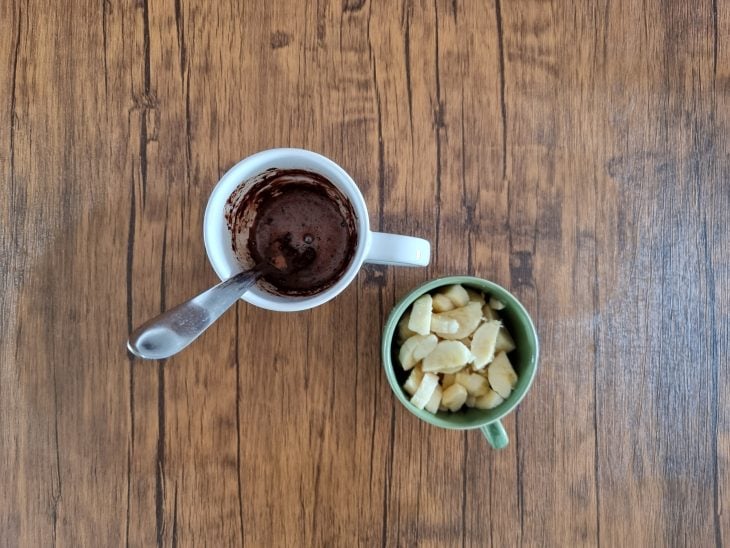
(203, 148, 431, 312)
(381, 276, 539, 449)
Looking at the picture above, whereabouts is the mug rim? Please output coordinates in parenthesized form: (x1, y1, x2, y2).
(381, 275, 540, 430)
(203, 148, 371, 312)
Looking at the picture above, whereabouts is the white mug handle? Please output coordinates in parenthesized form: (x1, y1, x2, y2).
(365, 231, 431, 267)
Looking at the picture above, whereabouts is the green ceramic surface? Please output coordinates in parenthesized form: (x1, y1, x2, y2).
(381, 276, 539, 449)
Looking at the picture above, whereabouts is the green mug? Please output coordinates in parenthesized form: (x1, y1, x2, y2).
(381, 276, 539, 449)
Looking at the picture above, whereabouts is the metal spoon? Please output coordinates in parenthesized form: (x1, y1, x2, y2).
(126, 266, 264, 360)
(127, 243, 317, 360)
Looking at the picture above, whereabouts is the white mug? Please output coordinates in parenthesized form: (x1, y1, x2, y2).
(203, 148, 431, 312)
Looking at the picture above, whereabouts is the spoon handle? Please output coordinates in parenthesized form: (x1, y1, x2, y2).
(127, 268, 262, 360)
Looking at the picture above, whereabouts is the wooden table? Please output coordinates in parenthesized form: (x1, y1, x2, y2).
(2, 1, 727, 546)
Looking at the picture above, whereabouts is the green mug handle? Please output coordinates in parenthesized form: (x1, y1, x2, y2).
(480, 420, 508, 449)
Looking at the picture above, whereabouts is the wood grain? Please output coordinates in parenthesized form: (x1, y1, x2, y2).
(1, 0, 728, 546)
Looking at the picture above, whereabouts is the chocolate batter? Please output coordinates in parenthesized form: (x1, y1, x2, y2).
(225, 169, 358, 296)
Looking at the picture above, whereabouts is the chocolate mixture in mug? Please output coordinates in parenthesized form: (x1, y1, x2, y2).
(225, 169, 358, 296)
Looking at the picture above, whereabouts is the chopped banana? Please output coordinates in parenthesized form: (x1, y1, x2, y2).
(443, 284, 470, 307)
(399, 334, 437, 370)
(495, 327, 516, 353)
(465, 288, 486, 305)
(431, 302, 483, 340)
(442, 383, 468, 412)
(413, 334, 438, 361)
(430, 314, 459, 335)
(455, 372, 490, 397)
(489, 297, 506, 310)
(398, 335, 420, 370)
(422, 340, 471, 373)
(441, 373, 456, 388)
(408, 294, 433, 336)
(475, 390, 504, 409)
(424, 384, 443, 413)
(398, 312, 417, 342)
(410, 372, 439, 409)
(470, 320, 501, 369)
(432, 293, 455, 312)
(438, 364, 469, 374)
(487, 352, 518, 399)
(482, 303, 500, 321)
(403, 366, 424, 395)
(397, 284, 519, 414)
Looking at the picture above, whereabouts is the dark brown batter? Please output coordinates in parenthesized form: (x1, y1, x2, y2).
(224, 169, 358, 296)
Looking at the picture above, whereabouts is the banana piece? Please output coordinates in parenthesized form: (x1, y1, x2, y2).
(422, 340, 471, 373)
(399, 334, 437, 370)
(442, 284, 470, 307)
(408, 294, 433, 336)
(432, 293, 455, 312)
(413, 334, 438, 361)
(442, 373, 456, 388)
(482, 303, 500, 321)
(455, 372, 490, 397)
(424, 384, 443, 413)
(398, 335, 420, 370)
(487, 351, 518, 399)
(495, 327, 516, 353)
(430, 314, 459, 335)
(403, 366, 424, 396)
(410, 372, 439, 409)
(475, 389, 504, 410)
(465, 395, 476, 408)
(442, 383, 468, 412)
(470, 320, 501, 370)
(465, 288, 486, 305)
(398, 312, 417, 342)
(431, 302, 483, 340)
(489, 297, 506, 310)
(439, 364, 469, 374)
